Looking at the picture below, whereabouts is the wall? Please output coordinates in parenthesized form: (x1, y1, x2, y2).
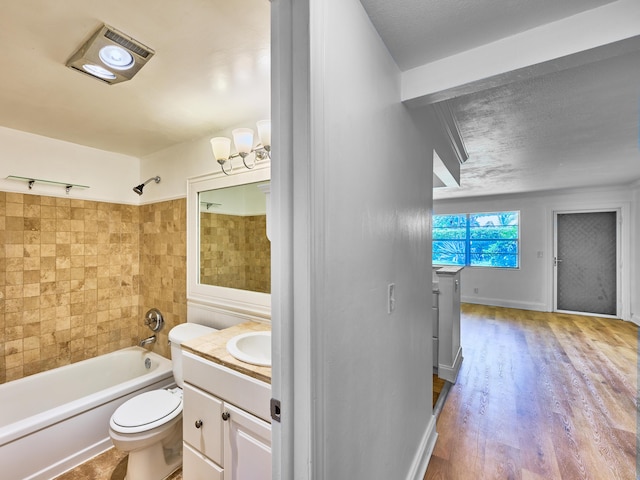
(0, 124, 263, 382)
(276, 0, 436, 477)
(0, 192, 142, 383)
(434, 185, 634, 319)
(139, 122, 269, 203)
(633, 182, 640, 325)
(0, 126, 139, 204)
(139, 199, 188, 358)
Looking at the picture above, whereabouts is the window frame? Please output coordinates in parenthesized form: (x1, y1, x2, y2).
(432, 210, 520, 269)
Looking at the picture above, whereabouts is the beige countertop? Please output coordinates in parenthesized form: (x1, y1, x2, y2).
(181, 321, 272, 384)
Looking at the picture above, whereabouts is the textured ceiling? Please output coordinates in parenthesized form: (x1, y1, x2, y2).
(436, 49, 640, 197)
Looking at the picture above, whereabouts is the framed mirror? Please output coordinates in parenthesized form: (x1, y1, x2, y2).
(187, 164, 271, 321)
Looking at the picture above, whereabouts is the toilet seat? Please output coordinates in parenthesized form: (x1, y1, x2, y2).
(111, 390, 182, 434)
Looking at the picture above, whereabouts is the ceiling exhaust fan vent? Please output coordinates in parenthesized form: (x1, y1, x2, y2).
(104, 28, 152, 59)
(66, 24, 155, 85)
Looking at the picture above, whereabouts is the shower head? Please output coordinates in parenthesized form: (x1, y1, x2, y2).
(133, 176, 161, 195)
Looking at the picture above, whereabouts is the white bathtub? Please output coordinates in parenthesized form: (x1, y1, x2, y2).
(0, 346, 174, 480)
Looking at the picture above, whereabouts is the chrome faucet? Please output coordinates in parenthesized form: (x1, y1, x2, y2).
(139, 335, 156, 347)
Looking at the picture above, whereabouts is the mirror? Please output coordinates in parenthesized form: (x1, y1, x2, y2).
(187, 165, 271, 320)
(199, 182, 270, 293)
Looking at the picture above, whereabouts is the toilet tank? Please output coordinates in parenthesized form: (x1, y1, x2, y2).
(169, 323, 217, 387)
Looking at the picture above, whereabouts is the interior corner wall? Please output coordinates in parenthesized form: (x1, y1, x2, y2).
(434, 186, 633, 317)
(307, 0, 434, 478)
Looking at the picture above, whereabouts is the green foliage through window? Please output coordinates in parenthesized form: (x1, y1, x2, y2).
(433, 211, 519, 268)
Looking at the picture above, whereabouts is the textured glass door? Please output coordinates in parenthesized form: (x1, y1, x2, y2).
(554, 211, 618, 316)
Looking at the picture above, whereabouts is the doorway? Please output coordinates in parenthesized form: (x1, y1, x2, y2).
(553, 210, 619, 317)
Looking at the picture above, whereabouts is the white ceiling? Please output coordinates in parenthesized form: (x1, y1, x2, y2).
(0, 0, 270, 158)
(2, 0, 639, 199)
(360, 0, 617, 70)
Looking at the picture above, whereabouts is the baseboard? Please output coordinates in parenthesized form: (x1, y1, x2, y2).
(405, 414, 438, 480)
(631, 314, 640, 327)
(461, 296, 546, 312)
(29, 438, 112, 480)
(438, 347, 463, 384)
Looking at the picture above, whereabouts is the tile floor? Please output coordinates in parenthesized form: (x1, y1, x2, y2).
(54, 448, 182, 480)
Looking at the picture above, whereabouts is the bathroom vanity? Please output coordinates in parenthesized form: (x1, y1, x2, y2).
(181, 322, 272, 480)
(433, 266, 463, 383)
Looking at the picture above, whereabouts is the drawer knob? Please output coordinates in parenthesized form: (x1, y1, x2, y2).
(195, 419, 203, 429)
(221, 411, 230, 421)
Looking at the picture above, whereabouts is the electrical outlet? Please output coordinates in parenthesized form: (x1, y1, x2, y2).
(388, 283, 396, 314)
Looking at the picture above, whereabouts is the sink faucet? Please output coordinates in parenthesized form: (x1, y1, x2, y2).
(139, 335, 156, 347)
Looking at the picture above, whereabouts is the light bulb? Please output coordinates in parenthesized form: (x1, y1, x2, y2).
(210, 137, 231, 162)
(232, 128, 254, 156)
(257, 120, 271, 149)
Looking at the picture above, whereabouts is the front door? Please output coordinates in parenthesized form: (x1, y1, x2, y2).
(554, 210, 618, 316)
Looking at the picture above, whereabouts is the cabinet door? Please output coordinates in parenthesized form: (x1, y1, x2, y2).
(183, 442, 224, 480)
(223, 402, 272, 480)
(183, 383, 224, 465)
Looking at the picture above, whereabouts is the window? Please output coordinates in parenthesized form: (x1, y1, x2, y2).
(433, 211, 519, 268)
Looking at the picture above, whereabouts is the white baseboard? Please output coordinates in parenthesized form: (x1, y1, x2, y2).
(631, 314, 640, 327)
(461, 296, 547, 312)
(406, 414, 438, 480)
(29, 438, 112, 480)
(438, 347, 463, 384)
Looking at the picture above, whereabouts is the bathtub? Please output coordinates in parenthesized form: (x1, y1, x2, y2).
(0, 346, 174, 480)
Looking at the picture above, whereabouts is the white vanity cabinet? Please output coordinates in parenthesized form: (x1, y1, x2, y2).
(224, 403, 272, 479)
(182, 351, 272, 480)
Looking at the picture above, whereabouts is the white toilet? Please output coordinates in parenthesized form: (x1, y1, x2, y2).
(109, 323, 216, 480)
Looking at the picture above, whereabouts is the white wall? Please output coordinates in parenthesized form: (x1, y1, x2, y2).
(0, 126, 139, 203)
(434, 185, 634, 320)
(274, 0, 437, 478)
(0, 123, 254, 205)
(632, 182, 640, 324)
(139, 123, 268, 204)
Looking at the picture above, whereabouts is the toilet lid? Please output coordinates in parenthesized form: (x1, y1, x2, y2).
(112, 390, 181, 431)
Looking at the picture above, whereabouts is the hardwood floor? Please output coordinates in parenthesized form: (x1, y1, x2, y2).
(433, 374, 447, 406)
(425, 304, 637, 480)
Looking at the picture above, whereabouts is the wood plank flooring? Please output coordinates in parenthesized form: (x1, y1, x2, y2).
(425, 304, 637, 480)
(434, 374, 447, 406)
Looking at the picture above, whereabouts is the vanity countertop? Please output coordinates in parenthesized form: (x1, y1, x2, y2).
(181, 321, 271, 384)
(434, 265, 464, 274)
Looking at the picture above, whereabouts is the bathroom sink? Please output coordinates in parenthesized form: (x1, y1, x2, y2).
(226, 331, 271, 367)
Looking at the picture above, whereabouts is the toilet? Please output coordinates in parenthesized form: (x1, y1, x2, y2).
(109, 323, 216, 480)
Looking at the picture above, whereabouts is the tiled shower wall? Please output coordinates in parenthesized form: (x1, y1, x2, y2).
(139, 199, 187, 359)
(0, 192, 187, 384)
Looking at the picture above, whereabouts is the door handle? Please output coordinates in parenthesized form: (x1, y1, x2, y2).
(554, 257, 563, 267)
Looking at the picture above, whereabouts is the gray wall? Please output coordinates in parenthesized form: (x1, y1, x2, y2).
(273, 0, 437, 477)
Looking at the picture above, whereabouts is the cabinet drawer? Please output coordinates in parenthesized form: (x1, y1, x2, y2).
(183, 442, 223, 480)
(183, 351, 272, 422)
(183, 384, 223, 465)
